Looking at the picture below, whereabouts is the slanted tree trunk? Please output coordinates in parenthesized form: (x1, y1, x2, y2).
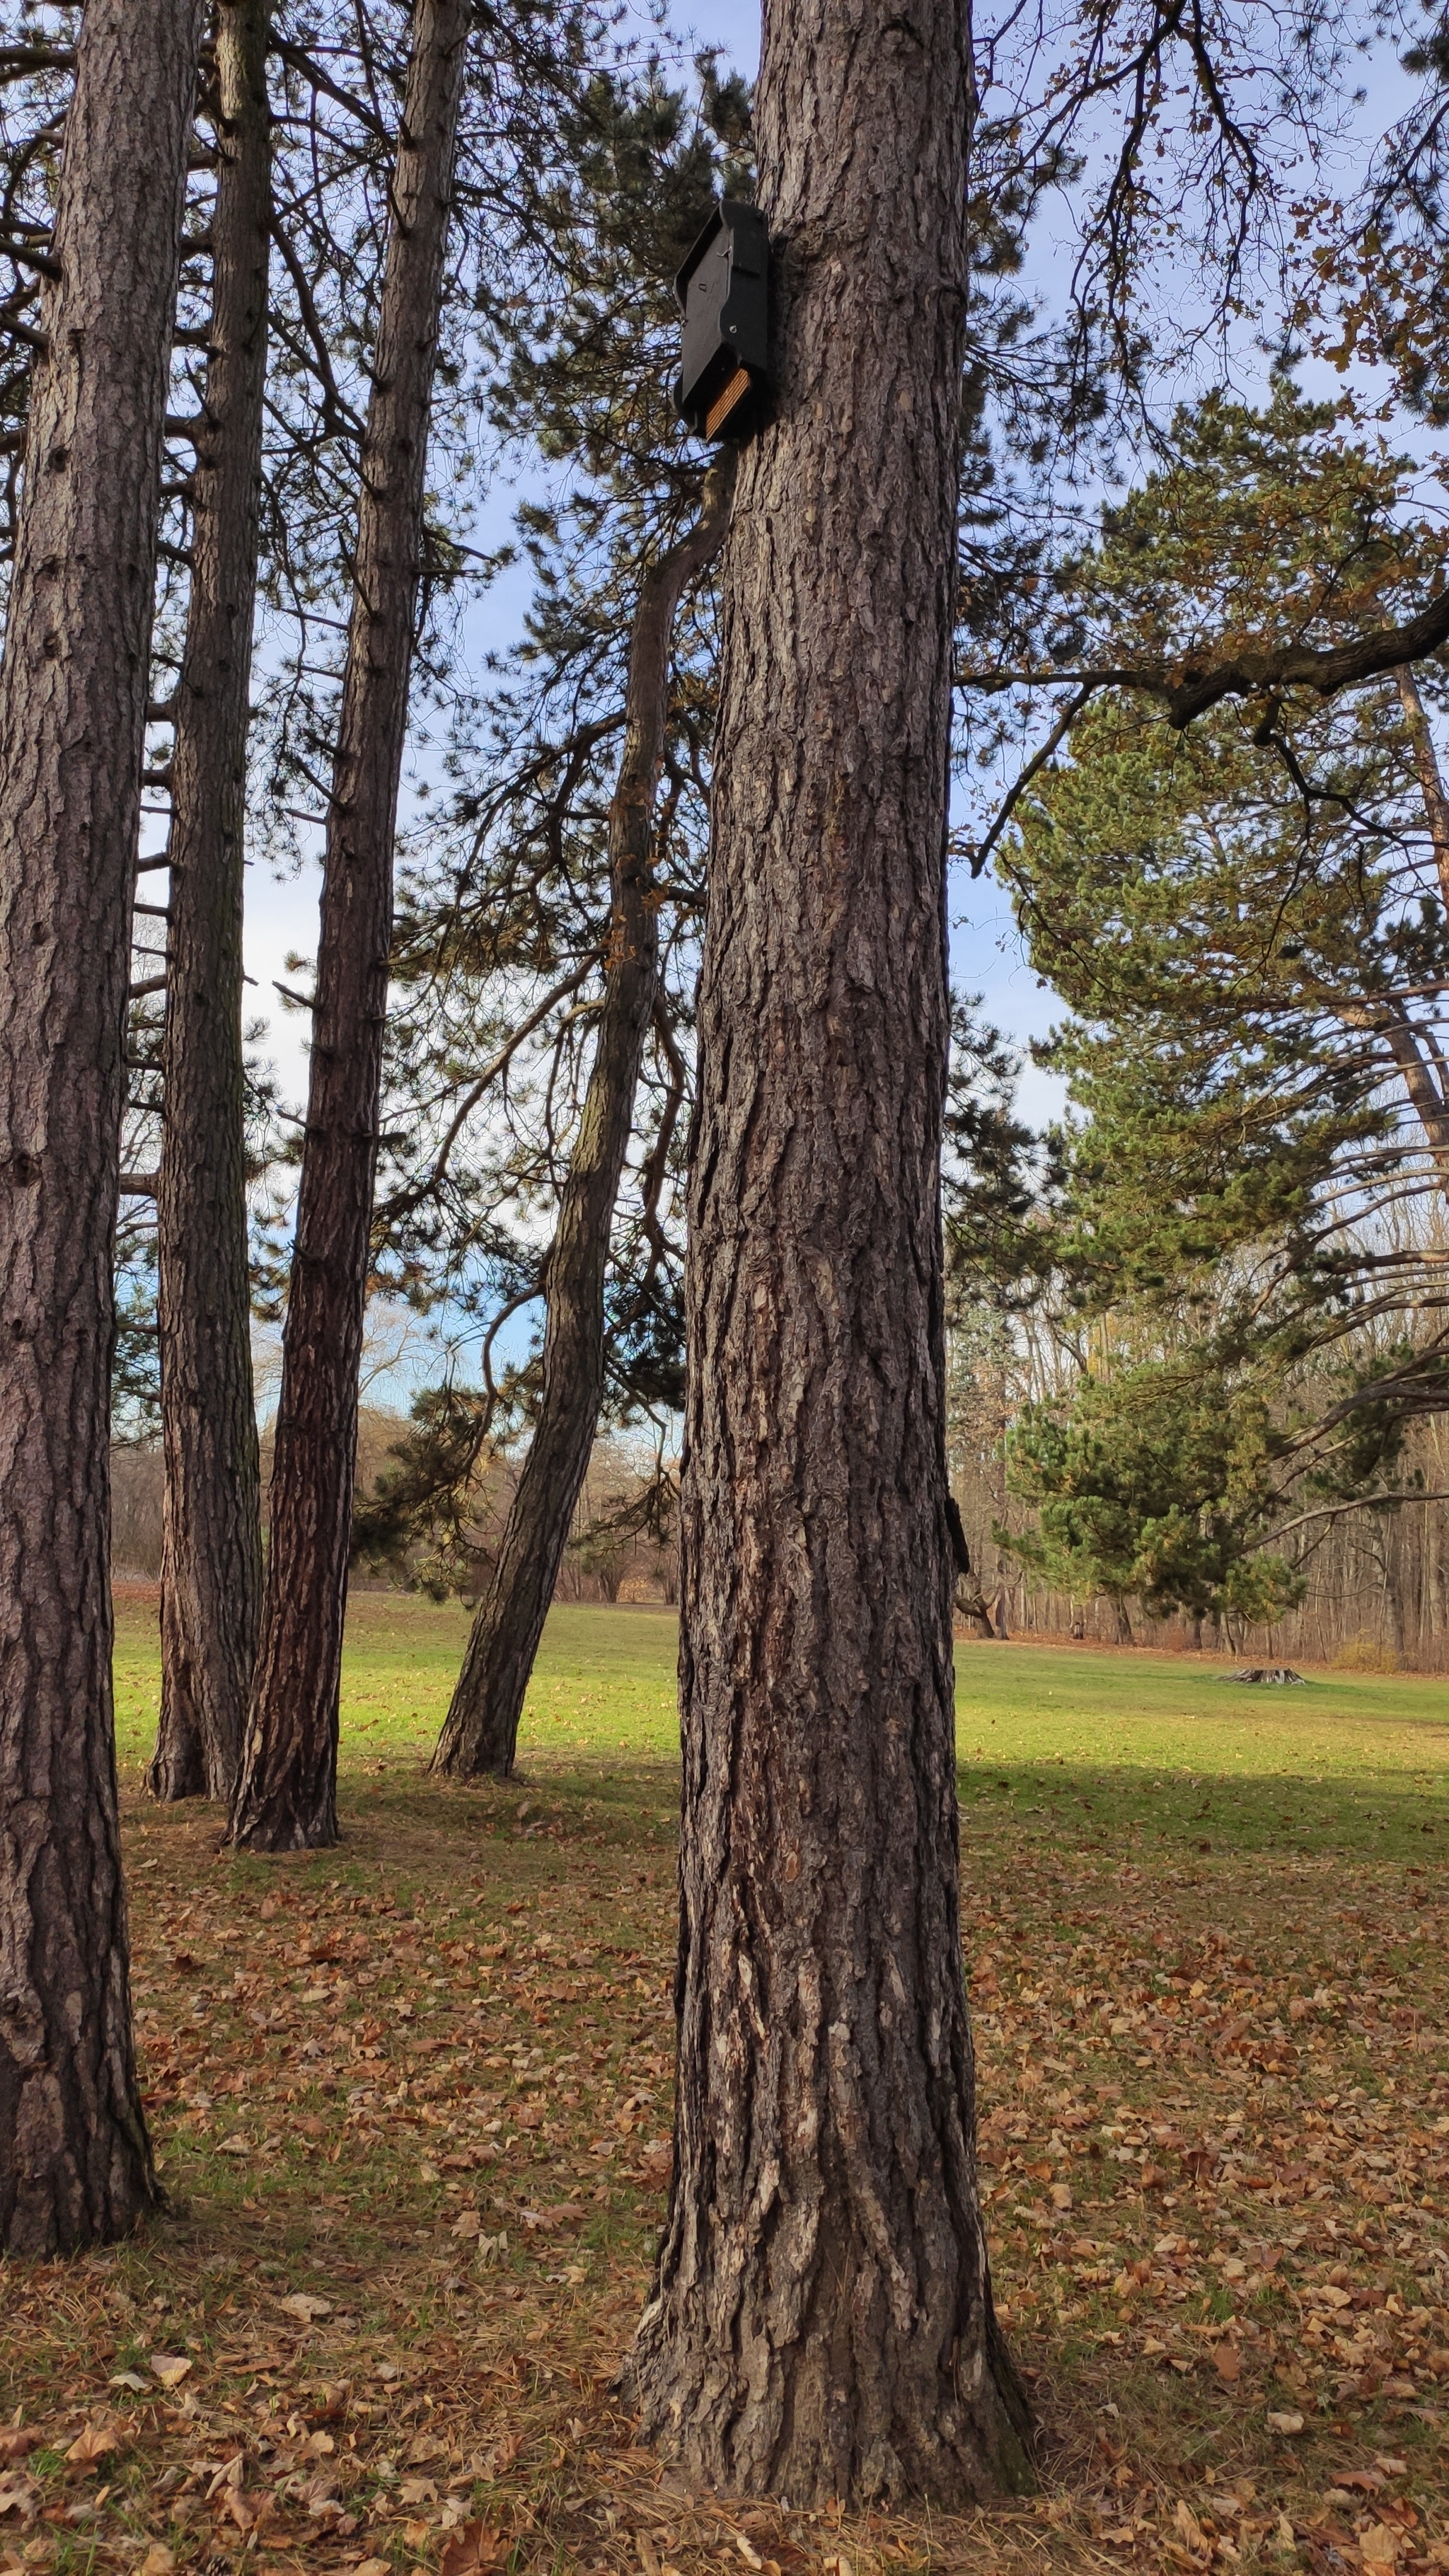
(149, 0, 272, 1806)
(0, 0, 203, 2254)
(228, 0, 468, 1853)
(1332, 988, 1449, 1191)
(433, 458, 736, 1781)
(628, 0, 1031, 2506)
(1397, 664, 1449, 911)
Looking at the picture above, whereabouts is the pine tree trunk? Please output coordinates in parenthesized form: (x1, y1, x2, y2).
(149, 0, 272, 1807)
(628, 0, 1031, 2507)
(0, 0, 202, 2254)
(433, 460, 736, 1781)
(228, 0, 468, 1853)
(1397, 664, 1449, 911)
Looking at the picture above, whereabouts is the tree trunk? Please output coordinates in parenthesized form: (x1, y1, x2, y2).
(1112, 1596, 1134, 1646)
(0, 0, 202, 2254)
(228, 0, 468, 1852)
(149, 0, 272, 1807)
(1374, 1512, 1406, 1660)
(1331, 995, 1449, 1195)
(433, 459, 736, 1781)
(628, 0, 1031, 2507)
(1396, 664, 1449, 911)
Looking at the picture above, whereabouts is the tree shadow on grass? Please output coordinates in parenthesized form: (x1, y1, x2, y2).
(959, 1760, 1449, 1860)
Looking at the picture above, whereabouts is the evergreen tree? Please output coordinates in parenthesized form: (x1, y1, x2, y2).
(627, 0, 1030, 2504)
(229, 0, 473, 1854)
(149, 0, 273, 1806)
(0, 0, 204, 2254)
(977, 386, 1449, 1633)
(353, 57, 751, 1620)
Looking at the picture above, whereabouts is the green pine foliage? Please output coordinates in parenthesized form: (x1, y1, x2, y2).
(970, 383, 1449, 1629)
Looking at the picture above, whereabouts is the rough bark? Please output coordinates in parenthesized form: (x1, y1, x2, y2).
(149, 0, 272, 1807)
(628, 0, 1031, 2507)
(433, 458, 737, 1781)
(228, 0, 468, 1852)
(0, 0, 202, 2253)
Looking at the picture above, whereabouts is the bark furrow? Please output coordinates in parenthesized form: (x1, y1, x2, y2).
(151, 0, 272, 1807)
(0, 0, 204, 2253)
(229, 0, 469, 1853)
(629, 0, 1031, 2504)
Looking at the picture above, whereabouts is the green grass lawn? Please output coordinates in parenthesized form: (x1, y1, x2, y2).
(112, 1588, 1449, 1861)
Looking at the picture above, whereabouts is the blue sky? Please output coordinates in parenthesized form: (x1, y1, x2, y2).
(243, 0, 1059, 1156)
(250, 0, 1433, 1408)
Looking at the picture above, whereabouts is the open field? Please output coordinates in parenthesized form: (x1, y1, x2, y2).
(3, 1596, 1445, 2576)
(112, 1595, 1449, 1861)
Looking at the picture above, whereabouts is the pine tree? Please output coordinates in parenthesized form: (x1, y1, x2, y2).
(357, 56, 749, 1651)
(149, 0, 273, 1806)
(228, 0, 472, 1853)
(628, 0, 1030, 2504)
(0, 0, 204, 2253)
(981, 388, 1449, 1631)
(432, 451, 734, 1779)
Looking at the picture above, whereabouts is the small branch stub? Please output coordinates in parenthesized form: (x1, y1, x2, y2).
(674, 198, 769, 442)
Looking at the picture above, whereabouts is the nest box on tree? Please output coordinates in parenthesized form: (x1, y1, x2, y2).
(674, 199, 770, 441)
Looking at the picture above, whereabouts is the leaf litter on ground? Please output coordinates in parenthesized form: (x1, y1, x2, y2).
(4, 1611, 1447, 2576)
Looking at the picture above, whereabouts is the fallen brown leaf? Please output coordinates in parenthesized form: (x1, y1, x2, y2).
(277, 2292, 333, 2322)
(64, 2420, 117, 2467)
(438, 2519, 508, 2576)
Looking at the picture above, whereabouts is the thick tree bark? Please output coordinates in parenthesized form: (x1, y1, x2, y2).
(0, 0, 202, 2253)
(228, 0, 468, 1852)
(629, 0, 1031, 2508)
(433, 458, 736, 1781)
(149, 0, 272, 1807)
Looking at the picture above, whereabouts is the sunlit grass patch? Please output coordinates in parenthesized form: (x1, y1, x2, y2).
(115, 1595, 1449, 1864)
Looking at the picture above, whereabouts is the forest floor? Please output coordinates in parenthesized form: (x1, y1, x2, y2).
(1, 1598, 1445, 2576)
